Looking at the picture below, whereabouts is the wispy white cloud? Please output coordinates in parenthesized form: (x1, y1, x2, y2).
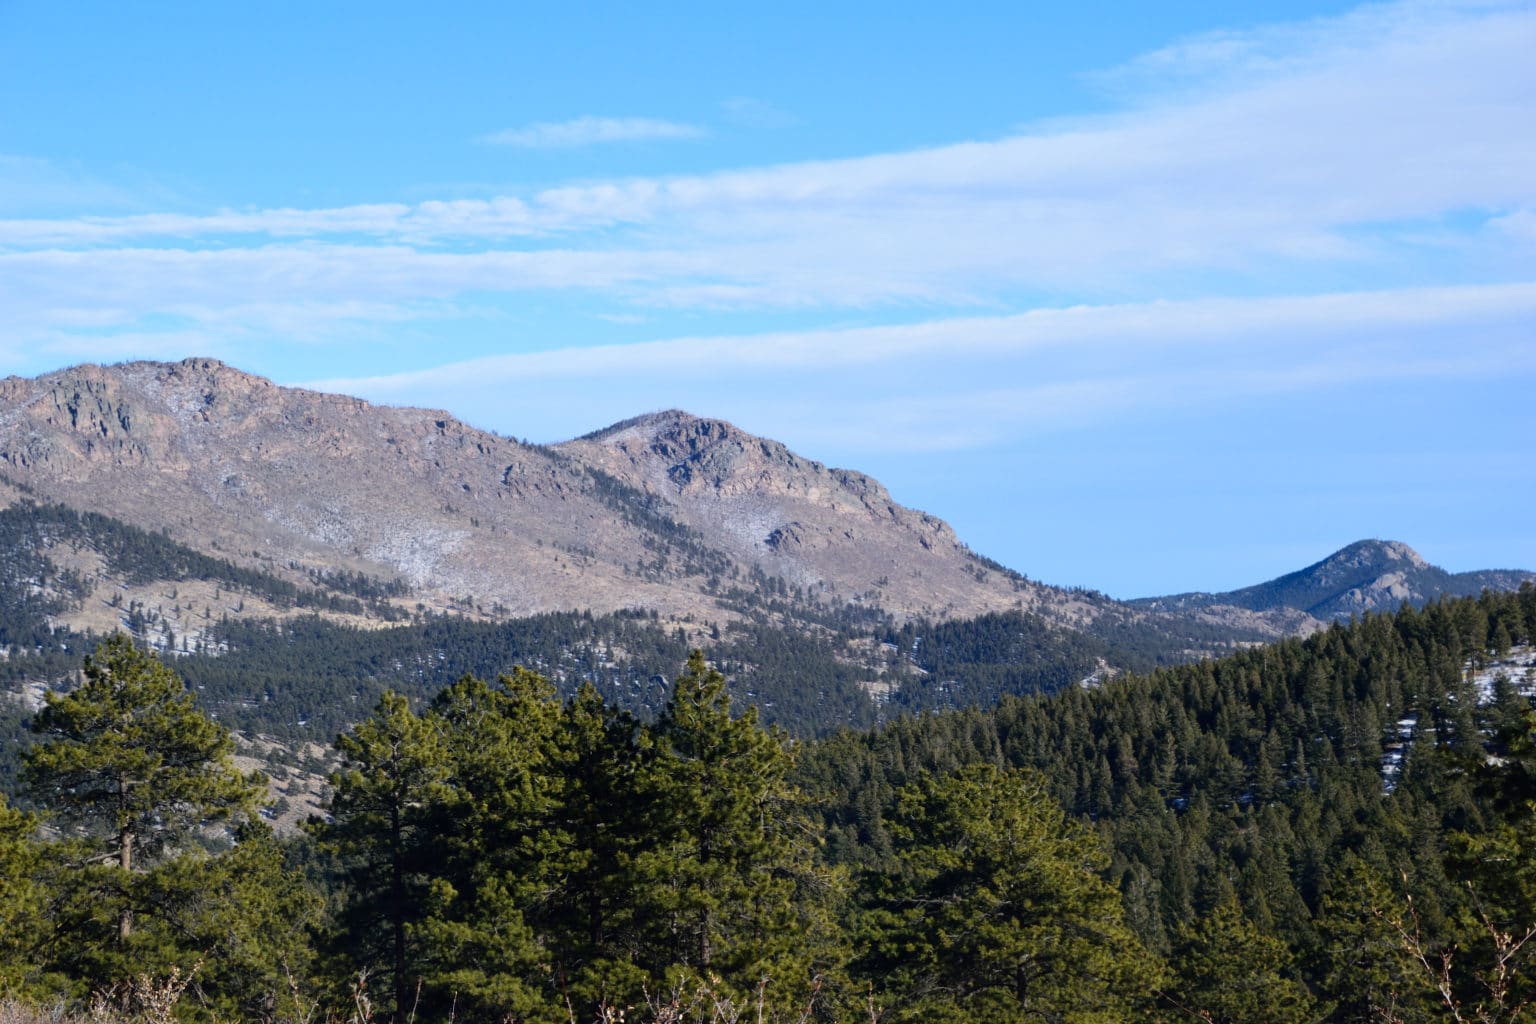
(481, 116, 705, 148)
(311, 282, 1536, 389)
(1491, 208, 1536, 242)
(303, 282, 1536, 452)
(2, 0, 1532, 372)
(0, 154, 161, 217)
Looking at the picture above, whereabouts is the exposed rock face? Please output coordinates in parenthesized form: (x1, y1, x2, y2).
(1133, 539, 1533, 621)
(555, 411, 1054, 621)
(0, 360, 1071, 624)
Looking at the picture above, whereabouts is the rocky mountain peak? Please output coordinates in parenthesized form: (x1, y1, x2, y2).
(1326, 539, 1430, 572)
(0, 359, 1074, 626)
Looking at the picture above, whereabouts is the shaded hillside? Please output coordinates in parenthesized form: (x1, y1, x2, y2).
(877, 605, 1282, 713)
(0, 498, 883, 747)
(0, 491, 1267, 772)
(173, 611, 880, 741)
(1133, 539, 1534, 620)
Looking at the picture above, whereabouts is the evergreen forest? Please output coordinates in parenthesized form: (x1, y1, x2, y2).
(2, 586, 1535, 1022)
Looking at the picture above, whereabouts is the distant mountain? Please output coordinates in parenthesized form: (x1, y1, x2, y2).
(1132, 539, 1534, 621)
(3, 360, 1526, 689)
(0, 358, 1101, 636)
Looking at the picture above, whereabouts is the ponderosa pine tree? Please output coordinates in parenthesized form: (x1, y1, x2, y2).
(0, 792, 52, 995)
(15, 634, 316, 1016)
(1158, 894, 1319, 1024)
(1432, 701, 1536, 1022)
(547, 682, 653, 1015)
(142, 818, 324, 1022)
(23, 634, 261, 941)
(416, 670, 565, 1022)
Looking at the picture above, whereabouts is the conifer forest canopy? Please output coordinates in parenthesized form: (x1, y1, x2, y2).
(2, 587, 1535, 1022)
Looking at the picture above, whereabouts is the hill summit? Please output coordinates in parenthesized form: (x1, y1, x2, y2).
(1134, 539, 1533, 619)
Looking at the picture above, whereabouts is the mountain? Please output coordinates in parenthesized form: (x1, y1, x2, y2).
(4, 359, 1527, 688)
(1132, 539, 1534, 620)
(0, 358, 1098, 635)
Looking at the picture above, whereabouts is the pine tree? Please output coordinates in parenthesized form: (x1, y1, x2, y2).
(1315, 855, 1440, 1024)
(1159, 894, 1318, 1024)
(0, 792, 52, 995)
(547, 683, 652, 1015)
(142, 819, 324, 1022)
(317, 690, 450, 1024)
(858, 762, 1161, 1023)
(631, 651, 836, 1013)
(417, 671, 565, 1021)
(23, 634, 261, 941)
(1437, 702, 1536, 1021)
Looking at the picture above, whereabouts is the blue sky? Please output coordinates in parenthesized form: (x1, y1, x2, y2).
(1, 0, 1532, 597)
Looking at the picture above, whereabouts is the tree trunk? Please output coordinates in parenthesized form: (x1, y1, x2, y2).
(392, 802, 409, 1024)
(118, 829, 133, 939)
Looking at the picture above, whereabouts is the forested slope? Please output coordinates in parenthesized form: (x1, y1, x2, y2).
(800, 586, 1536, 1019)
(4, 590, 1534, 1023)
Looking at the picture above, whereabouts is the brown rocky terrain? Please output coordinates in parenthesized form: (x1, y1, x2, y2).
(0, 358, 1090, 629)
(8, 359, 1510, 651)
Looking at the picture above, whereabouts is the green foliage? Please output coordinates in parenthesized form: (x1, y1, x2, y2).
(629, 652, 841, 1011)
(0, 792, 56, 995)
(16, 635, 317, 1017)
(857, 763, 1160, 1023)
(1435, 700, 1536, 1022)
(806, 589, 1536, 1020)
(134, 822, 324, 1022)
(6, 589, 1536, 1022)
(24, 634, 261, 874)
(884, 611, 1107, 710)
(416, 669, 567, 1022)
(169, 609, 878, 744)
(1313, 856, 1434, 1024)
(1160, 895, 1319, 1023)
(315, 654, 845, 1023)
(882, 605, 1275, 715)
(315, 690, 451, 1022)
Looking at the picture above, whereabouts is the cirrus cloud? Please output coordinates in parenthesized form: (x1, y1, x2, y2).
(480, 115, 706, 148)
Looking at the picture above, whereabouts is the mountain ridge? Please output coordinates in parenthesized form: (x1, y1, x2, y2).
(1133, 538, 1534, 620)
(0, 358, 1076, 629)
(0, 358, 1527, 660)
